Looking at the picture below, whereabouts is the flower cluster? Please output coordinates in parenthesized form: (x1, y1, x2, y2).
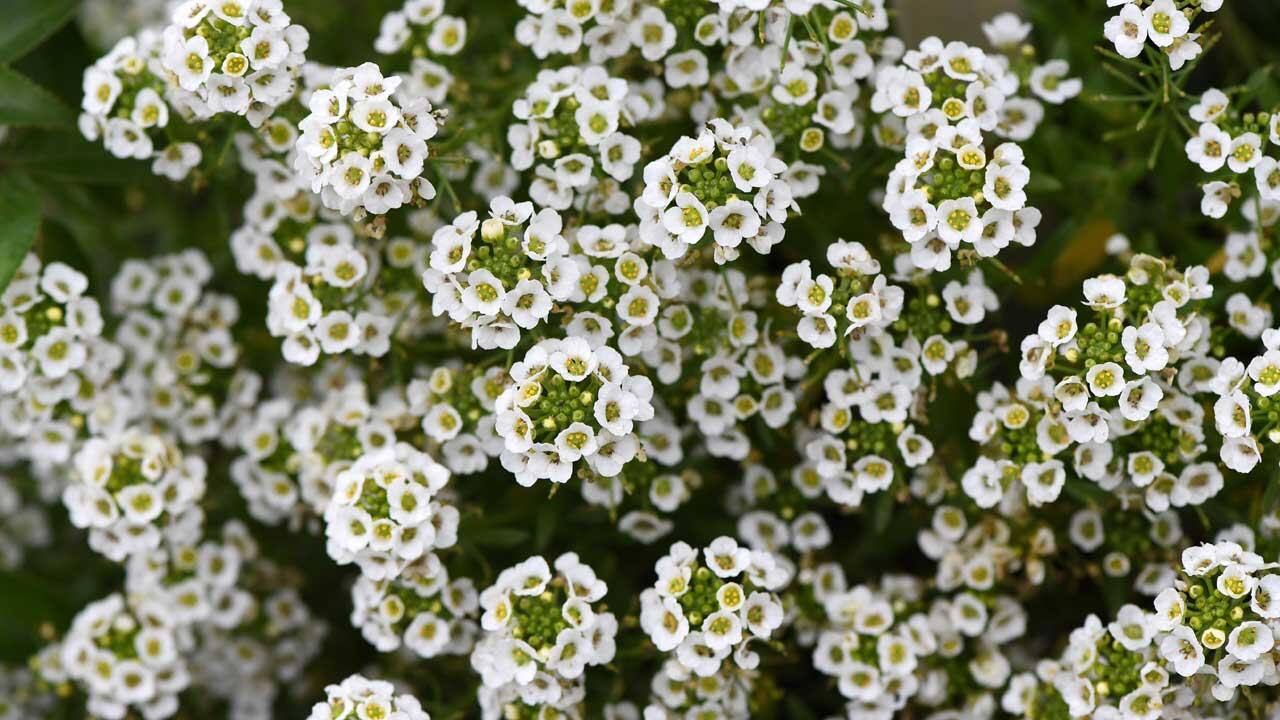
(636, 119, 793, 264)
(323, 443, 456, 580)
(407, 363, 507, 473)
(553, 225, 675, 360)
(1154, 542, 1280, 698)
(110, 250, 255, 446)
(295, 63, 441, 215)
(981, 12, 1083, 140)
(261, 226, 417, 365)
(350, 553, 477, 658)
(512, 0, 640, 61)
(509, 65, 650, 212)
(776, 239, 903, 348)
(232, 380, 417, 526)
(1184, 86, 1280, 219)
(0, 255, 103, 398)
(992, 257, 1219, 510)
(872, 35, 1058, 270)
(805, 345, 937, 508)
(184, 528, 326, 720)
(1104, 0, 1218, 70)
(471, 553, 617, 703)
(1012, 540, 1280, 718)
(642, 658, 757, 719)
(495, 337, 654, 486)
(63, 430, 205, 561)
(80, 29, 204, 177)
(58, 593, 189, 720)
(374, 0, 468, 59)
(160, 0, 309, 121)
(1211, 328, 1280, 473)
(886, 135, 1039, 272)
(640, 537, 788, 678)
(422, 197, 577, 350)
(603, 266, 798, 460)
(809, 578, 928, 707)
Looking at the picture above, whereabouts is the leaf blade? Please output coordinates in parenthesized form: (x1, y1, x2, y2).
(0, 66, 74, 129)
(2, 131, 153, 185)
(0, 0, 79, 65)
(0, 172, 42, 293)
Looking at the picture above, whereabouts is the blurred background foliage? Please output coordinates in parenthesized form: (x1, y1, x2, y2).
(1, 0, 1280, 717)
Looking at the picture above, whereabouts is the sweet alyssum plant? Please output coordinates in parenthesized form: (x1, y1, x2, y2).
(4, 0, 1280, 719)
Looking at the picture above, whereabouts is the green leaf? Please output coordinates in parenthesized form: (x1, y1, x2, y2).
(0, 66, 74, 129)
(0, 0, 78, 65)
(1244, 65, 1280, 108)
(2, 131, 153, 185)
(0, 171, 41, 293)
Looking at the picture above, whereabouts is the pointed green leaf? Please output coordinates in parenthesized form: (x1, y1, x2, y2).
(0, 66, 74, 129)
(0, 0, 79, 64)
(0, 172, 42, 293)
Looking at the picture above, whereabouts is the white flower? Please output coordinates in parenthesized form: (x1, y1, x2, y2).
(890, 190, 938, 243)
(1109, 604, 1153, 651)
(331, 153, 374, 199)
(32, 328, 86, 378)
(664, 49, 708, 88)
(1029, 60, 1081, 104)
(1252, 575, 1280, 618)
(152, 143, 202, 181)
(1104, 4, 1148, 59)
(937, 198, 982, 246)
(984, 163, 1029, 212)
(1143, 0, 1189, 48)
(1186, 123, 1231, 172)
(704, 537, 750, 579)
(727, 146, 772, 192)
(708, 199, 760, 249)
(1217, 564, 1256, 599)
(165, 32, 213, 91)
(1121, 323, 1169, 374)
(315, 311, 360, 354)
(1152, 588, 1186, 631)
(1225, 621, 1273, 662)
(1038, 306, 1077, 346)
(1085, 362, 1125, 397)
(328, 506, 373, 554)
(1201, 181, 1238, 218)
(1191, 88, 1229, 123)
(1082, 275, 1126, 309)
(1228, 133, 1263, 174)
(1214, 391, 1252, 439)
(1022, 459, 1065, 506)
(640, 590, 688, 652)
(629, 7, 675, 61)
(461, 270, 507, 316)
(1248, 350, 1280, 396)
(661, 192, 709, 245)
(700, 610, 742, 651)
